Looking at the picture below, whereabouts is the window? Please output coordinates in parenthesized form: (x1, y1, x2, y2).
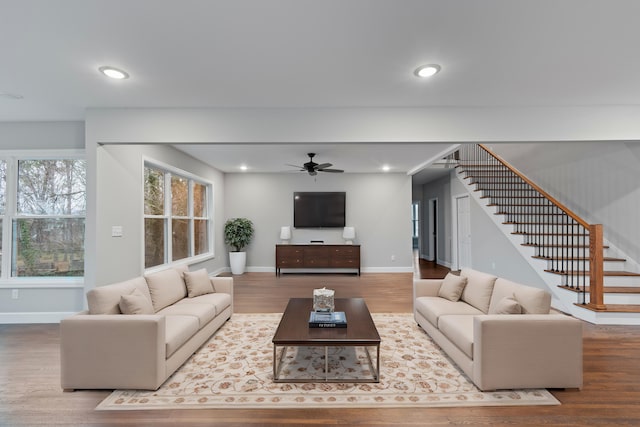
(0, 156, 86, 279)
(144, 162, 212, 269)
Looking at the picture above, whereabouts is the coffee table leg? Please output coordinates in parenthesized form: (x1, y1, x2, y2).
(273, 345, 288, 381)
(325, 346, 329, 381)
(364, 345, 380, 383)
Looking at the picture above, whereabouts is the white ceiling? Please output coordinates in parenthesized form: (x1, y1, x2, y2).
(2, 1, 639, 179)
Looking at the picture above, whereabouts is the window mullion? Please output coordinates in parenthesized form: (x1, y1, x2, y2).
(165, 172, 172, 264)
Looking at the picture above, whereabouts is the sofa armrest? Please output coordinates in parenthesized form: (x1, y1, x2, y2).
(60, 314, 166, 390)
(211, 276, 234, 314)
(413, 279, 442, 299)
(473, 314, 583, 391)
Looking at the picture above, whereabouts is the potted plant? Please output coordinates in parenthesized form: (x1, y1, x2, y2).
(224, 218, 254, 275)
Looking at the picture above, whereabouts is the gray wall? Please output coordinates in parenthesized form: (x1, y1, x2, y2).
(490, 141, 640, 264)
(225, 173, 414, 271)
(0, 121, 85, 322)
(94, 144, 226, 286)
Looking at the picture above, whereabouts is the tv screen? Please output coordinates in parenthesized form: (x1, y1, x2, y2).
(294, 192, 346, 228)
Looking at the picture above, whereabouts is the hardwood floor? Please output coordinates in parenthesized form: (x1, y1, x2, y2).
(1, 262, 640, 426)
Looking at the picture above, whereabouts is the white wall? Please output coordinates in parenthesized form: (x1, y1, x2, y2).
(490, 141, 640, 265)
(224, 173, 414, 272)
(0, 121, 85, 323)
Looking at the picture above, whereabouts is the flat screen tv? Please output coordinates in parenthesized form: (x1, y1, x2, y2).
(294, 192, 346, 228)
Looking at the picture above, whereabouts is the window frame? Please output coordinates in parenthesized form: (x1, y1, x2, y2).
(0, 150, 86, 286)
(143, 158, 214, 272)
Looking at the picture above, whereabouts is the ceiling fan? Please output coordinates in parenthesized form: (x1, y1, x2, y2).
(287, 153, 344, 176)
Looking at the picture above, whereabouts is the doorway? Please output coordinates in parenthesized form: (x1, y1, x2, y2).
(428, 198, 438, 263)
(453, 194, 472, 270)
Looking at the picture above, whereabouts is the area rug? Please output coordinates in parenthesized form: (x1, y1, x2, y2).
(97, 313, 559, 410)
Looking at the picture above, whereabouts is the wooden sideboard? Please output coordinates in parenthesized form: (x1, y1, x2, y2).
(275, 244, 360, 276)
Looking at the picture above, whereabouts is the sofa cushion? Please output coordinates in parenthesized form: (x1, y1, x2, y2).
(184, 268, 214, 298)
(87, 277, 151, 314)
(489, 278, 551, 314)
(145, 268, 187, 312)
(460, 268, 498, 313)
(415, 296, 484, 328)
(490, 295, 523, 314)
(173, 264, 190, 279)
(164, 315, 199, 358)
(119, 288, 155, 315)
(157, 303, 216, 329)
(177, 293, 232, 316)
(437, 273, 467, 302)
(438, 315, 475, 359)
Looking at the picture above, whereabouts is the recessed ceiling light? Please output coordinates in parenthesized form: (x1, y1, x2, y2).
(240, 165, 248, 171)
(414, 64, 441, 78)
(382, 165, 391, 172)
(98, 66, 130, 80)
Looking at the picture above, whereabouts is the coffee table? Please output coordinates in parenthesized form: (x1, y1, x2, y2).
(272, 297, 381, 383)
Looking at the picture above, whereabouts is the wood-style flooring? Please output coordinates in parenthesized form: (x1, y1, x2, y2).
(1, 261, 640, 426)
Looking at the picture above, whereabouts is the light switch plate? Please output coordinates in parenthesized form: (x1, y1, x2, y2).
(111, 226, 123, 237)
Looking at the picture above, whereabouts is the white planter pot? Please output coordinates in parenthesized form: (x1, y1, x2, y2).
(229, 251, 247, 275)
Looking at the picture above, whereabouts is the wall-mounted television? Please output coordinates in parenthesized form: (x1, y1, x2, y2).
(294, 192, 346, 228)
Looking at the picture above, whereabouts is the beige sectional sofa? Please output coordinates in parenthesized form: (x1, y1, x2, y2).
(60, 265, 233, 391)
(414, 268, 583, 391)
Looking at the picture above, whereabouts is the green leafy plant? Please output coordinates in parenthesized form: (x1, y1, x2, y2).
(224, 218, 254, 252)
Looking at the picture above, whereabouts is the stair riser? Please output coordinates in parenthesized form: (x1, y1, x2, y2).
(545, 260, 624, 271)
(522, 236, 590, 245)
(583, 294, 640, 305)
(509, 224, 587, 234)
(558, 276, 640, 287)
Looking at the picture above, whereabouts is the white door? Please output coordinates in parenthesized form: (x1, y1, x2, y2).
(456, 195, 472, 269)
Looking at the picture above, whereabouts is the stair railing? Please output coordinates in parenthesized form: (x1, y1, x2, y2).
(451, 144, 605, 309)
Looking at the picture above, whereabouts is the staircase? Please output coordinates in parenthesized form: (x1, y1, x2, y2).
(452, 144, 640, 325)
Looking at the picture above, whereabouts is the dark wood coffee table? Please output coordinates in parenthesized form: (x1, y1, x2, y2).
(272, 297, 381, 383)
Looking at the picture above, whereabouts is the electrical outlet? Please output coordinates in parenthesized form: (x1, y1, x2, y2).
(491, 262, 496, 270)
(11, 289, 19, 299)
(391, 255, 396, 262)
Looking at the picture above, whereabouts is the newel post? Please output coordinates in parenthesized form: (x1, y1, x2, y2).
(588, 224, 606, 309)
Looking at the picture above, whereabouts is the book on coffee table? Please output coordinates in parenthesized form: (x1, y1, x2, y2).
(309, 311, 347, 328)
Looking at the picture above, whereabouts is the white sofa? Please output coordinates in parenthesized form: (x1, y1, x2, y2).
(60, 265, 233, 391)
(414, 268, 583, 391)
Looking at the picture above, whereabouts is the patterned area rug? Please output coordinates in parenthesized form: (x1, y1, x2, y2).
(97, 313, 559, 410)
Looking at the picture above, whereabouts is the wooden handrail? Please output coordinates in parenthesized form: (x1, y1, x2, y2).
(478, 144, 590, 229)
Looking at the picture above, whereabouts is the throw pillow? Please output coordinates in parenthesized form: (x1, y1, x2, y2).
(437, 273, 468, 302)
(490, 294, 523, 314)
(119, 288, 155, 315)
(184, 268, 214, 298)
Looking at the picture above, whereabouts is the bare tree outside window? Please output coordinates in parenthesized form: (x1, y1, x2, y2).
(12, 159, 86, 277)
(144, 164, 212, 268)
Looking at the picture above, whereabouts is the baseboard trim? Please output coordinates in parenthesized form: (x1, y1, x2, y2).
(0, 311, 76, 324)
(218, 266, 414, 274)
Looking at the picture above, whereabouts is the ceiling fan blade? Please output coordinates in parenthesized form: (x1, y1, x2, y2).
(285, 163, 304, 169)
(315, 163, 332, 170)
(319, 168, 343, 173)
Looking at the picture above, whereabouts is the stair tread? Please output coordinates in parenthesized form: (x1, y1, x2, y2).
(515, 232, 590, 236)
(496, 212, 565, 216)
(532, 255, 625, 262)
(546, 269, 639, 276)
(523, 243, 609, 248)
(505, 221, 586, 226)
(560, 285, 640, 294)
(575, 303, 640, 313)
